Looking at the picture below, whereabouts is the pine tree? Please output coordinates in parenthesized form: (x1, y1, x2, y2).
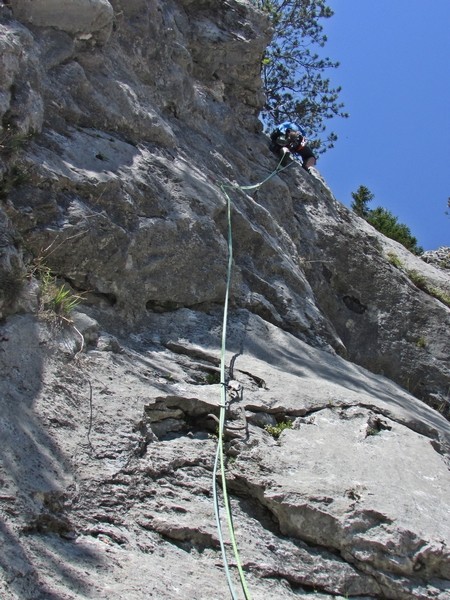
(351, 185, 374, 218)
(351, 185, 423, 255)
(257, 0, 348, 152)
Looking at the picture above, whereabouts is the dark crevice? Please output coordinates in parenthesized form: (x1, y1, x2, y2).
(164, 340, 220, 366)
(89, 291, 117, 306)
(430, 439, 450, 462)
(151, 530, 218, 553)
(342, 295, 367, 314)
(365, 414, 392, 438)
(146, 300, 220, 314)
(58, 277, 117, 307)
(145, 300, 182, 313)
(135, 395, 244, 444)
(235, 367, 267, 389)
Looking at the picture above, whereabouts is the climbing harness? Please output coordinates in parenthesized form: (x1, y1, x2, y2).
(213, 156, 294, 599)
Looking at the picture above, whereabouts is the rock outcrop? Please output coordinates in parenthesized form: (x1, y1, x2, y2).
(422, 246, 450, 271)
(1, 1, 449, 599)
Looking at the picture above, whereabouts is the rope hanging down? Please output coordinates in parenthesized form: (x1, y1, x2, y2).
(213, 157, 294, 599)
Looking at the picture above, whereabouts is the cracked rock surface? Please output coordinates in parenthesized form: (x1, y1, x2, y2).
(1, 311, 450, 599)
(1, 0, 450, 598)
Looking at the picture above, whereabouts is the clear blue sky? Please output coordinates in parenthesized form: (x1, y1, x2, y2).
(317, 0, 450, 251)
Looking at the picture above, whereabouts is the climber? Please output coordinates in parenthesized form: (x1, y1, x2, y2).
(269, 121, 316, 171)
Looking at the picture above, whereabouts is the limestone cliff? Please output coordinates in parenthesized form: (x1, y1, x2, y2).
(1, 1, 449, 599)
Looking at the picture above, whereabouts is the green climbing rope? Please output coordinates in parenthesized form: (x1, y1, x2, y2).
(213, 157, 294, 599)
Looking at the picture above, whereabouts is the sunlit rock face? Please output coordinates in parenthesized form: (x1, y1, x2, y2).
(0, 2, 449, 598)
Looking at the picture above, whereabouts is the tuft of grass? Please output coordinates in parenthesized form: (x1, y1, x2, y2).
(406, 269, 428, 291)
(50, 284, 82, 316)
(0, 125, 32, 156)
(428, 286, 450, 309)
(385, 254, 450, 309)
(33, 263, 82, 320)
(204, 371, 221, 385)
(416, 337, 427, 349)
(193, 370, 221, 385)
(265, 420, 293, 440)
(406, 269, 450, 308)
(386, 252, 403, 269)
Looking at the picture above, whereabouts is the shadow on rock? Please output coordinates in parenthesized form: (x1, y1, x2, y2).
(0, 314, 104, 598)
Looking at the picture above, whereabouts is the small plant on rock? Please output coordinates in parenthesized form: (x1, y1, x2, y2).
(416, 337, 427, 349)
(428, 286, 450, 309)
(265, 420, 293, 440)
(407, 269, 428, 291)
(205, 371, 221, 385)
(406, 270, 450, 309)
(33, 263, 82, 321)
(366, 426, 381, 437)
(0, 124, 33, 156)
(50, 283, 82, 316)
(386, 252, 403, 269)
(383, 254, 450, 308)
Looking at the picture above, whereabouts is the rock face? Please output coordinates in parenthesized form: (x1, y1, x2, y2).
(10, 0, 114, 43)
(422, 246, 450, 271)
(0, 1, 449, 599)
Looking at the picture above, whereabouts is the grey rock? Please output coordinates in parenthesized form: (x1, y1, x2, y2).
(1, 311, 449, 599)
(10, 0, 114, 44)
(0, 208, 27, 319)
(96, 332, 122, 352)
(1, 1, 450, 598)
(71, 311, 100, 346)
(421, 246, 450, 271)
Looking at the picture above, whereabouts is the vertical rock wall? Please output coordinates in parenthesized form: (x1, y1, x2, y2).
(0, 2, 450, 598)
